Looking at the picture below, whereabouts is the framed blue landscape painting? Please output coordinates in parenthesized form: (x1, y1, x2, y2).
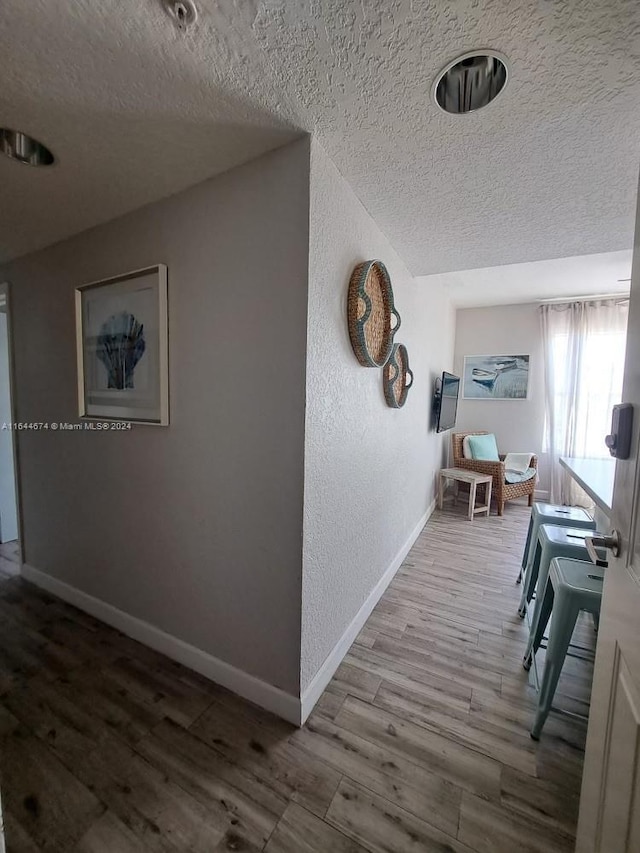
(462, 354, 530, 400)
(75, 265, 169, 424)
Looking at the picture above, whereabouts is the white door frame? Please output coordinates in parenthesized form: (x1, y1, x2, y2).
(0, 281, 24, 563)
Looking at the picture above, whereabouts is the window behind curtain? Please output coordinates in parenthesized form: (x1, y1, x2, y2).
(541, 298, 629, 504)
(545, 328, 627, 458)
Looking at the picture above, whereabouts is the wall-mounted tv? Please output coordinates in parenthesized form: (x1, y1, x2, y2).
(436, 371, 460, 433)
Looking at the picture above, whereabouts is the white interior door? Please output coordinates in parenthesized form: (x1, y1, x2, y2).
(576, 180, 640, 851)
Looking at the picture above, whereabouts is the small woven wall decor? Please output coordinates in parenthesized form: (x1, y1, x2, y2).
(347, 260, 401, 367)
(383, 343, 414, 408)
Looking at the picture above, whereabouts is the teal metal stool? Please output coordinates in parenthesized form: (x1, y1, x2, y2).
(518, 524, 598, 618)
(517, 503, 594, 585)
(528, 557, 604, 739)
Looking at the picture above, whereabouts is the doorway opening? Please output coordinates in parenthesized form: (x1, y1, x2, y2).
(0, 282, 20, 575)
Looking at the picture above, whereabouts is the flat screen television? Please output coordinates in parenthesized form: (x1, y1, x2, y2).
(436, 372, 460, 432)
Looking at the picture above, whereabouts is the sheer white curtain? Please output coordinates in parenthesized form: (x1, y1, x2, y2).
(540, 298, 629, 505)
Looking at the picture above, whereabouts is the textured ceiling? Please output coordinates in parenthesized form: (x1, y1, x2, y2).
(419, 250, 633, 308)
(0, 0, 303, 262)
(1, 0, 639, 272)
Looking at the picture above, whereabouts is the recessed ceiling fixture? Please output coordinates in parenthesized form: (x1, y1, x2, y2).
(0, 128, 55, 166)
(163, 0, 198, 32)
(433, 50, 509, 115)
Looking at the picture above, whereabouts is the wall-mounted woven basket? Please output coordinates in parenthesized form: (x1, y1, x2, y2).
(347, 260, 401, 367)
(383, 343, 413, 408)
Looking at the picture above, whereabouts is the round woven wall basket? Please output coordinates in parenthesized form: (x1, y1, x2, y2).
(347, 260, 401, 367)
(383, 343, 413, 408)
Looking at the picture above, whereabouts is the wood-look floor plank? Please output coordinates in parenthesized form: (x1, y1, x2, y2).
(103, 657, 215, 728)
(325, 778, 475, 853)
(0, 615, 84, 682)
(308, 688, 345, 722)
(135, 717, 287, 849)
(0, 583, 71, 632)
(37, 618, 126, 668)
(377, 588, 508, 636)
(499, 766, 580, 841)
(477, 629, 528, 662)
(334, 696, 502, 801)
(402, 613, 480, 647)
(1, 726, 104, 851)
(1, 675, 112, 772)
(189, 697, 341, 819)
(72, 730, 228, 852)
(370, 634, 503, 692)
(65, 664, 166, 746)
(0, 540, 20, 563)
(380, 628, 512, 677)
(375, 596, 504, 637)
(0, 504, 589, 852)
(353, 626, 378, 648)
(359, 612, 406, 640)
(372, 675, 471, 723)
(0, 702, 20, 737)
(534, 735, 587, 790)
(373, 682, 538, 778)
(327, 661, 381, 702)
(2, 809, 43, 852)
(396, 564, 506, 597)
(471, 686, 587, 751)
(457, 790, 574, 853)
(346, 642, 473, 706)
(74, 810, 154, 853)
(290, 711, 462, 836)
(264, 801, 368, 853)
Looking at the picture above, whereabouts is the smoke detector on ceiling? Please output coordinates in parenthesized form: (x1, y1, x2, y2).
(164, 0, 198, 32)
(432, 50, 509, 115)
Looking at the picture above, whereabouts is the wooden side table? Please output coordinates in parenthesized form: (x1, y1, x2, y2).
(438, 467, 493, 520)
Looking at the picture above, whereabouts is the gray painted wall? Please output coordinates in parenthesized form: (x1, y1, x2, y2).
(0, 138, 310, 696)
(453, 303, 549, 494)
(301, 141, 456, 692)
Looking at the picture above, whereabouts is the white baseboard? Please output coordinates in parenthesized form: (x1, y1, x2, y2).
(21, 499, 436, 728)
(299, 499, 435, 724)
(534, 489, 550, 501)
(21, 563, 302, 726)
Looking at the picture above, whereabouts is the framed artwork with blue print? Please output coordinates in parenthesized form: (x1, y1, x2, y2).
(75, 265, 169, 425)
(462, 354, 530, 400)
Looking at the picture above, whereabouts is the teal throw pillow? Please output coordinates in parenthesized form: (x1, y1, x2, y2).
(467, 433, 500, 461)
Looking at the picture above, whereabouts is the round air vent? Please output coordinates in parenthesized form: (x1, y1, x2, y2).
(433, 51, 509, 115)
(0, 129, 55, 166)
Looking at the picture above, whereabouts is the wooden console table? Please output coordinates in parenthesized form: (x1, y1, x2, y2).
(438, 467, 493, 520)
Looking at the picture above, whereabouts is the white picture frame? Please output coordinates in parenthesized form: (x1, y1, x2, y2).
(75, 265, 169, 425)
(462, 354, 530, 400)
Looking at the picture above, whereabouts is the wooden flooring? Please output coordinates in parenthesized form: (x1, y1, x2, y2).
(0, 541, 20, 573)
(0, 504, 594, 852)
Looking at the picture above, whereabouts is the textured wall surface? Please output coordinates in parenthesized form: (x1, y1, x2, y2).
(0, 139, 310, 696)
(301, 140, 455, 692)
(2, 0, 639, 274)
(452, 303, 549, 494)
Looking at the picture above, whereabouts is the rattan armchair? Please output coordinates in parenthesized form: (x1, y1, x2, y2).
(451, 431, 537, 516)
